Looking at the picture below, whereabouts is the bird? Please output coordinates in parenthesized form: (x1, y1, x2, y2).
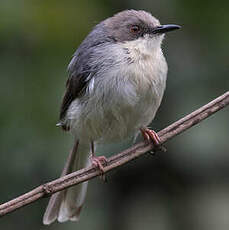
(43, 9, 180, 225)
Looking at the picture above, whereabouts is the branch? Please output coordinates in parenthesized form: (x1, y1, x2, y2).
(1, 91, 229, 217)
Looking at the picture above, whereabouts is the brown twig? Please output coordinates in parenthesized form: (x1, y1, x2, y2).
(0, 91, 229, 217)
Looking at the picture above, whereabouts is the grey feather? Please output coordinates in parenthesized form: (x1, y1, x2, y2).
(43, 140, 79, 225)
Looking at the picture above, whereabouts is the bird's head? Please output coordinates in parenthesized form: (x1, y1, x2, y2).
(104, 10, 180, 50)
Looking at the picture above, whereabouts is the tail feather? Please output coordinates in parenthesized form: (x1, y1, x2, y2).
(43, 140, 90, 225)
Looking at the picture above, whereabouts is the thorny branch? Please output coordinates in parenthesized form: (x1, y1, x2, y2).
(0, 91, 229, 217)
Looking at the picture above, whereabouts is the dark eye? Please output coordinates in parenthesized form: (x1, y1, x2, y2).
(130, 25, 140, 33)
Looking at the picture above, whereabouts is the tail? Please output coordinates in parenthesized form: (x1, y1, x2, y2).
(43, 140, 90, 225)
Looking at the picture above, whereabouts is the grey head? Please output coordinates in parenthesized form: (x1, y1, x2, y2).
(103, 10, 180, 43)
(71, 10, 180, 55)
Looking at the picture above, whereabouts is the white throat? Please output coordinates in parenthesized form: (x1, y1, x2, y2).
(121, 34, 164, 61)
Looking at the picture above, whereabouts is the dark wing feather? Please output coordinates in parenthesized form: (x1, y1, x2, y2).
(59, 73, 89, 130)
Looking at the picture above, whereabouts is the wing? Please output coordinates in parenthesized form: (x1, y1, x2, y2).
(59, 73, 90, 131)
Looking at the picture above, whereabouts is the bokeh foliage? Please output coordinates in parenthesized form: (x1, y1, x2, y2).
(0, 1, 229, 230)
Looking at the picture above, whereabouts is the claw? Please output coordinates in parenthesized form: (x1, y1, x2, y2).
(140, 128, 167, 152)
(140, 128, 161, 146)
(91, 155, 108, 173)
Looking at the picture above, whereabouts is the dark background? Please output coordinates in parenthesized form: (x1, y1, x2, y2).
(0, 1, 229, 229)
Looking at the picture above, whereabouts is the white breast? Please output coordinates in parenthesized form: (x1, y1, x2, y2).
(117, 36, 168, 133)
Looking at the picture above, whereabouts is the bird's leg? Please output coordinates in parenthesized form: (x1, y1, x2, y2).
(90, 141, 108, 173)
(140, 128, 167, 152)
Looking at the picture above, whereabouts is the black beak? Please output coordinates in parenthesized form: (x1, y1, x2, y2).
(152, 24, 181, 34)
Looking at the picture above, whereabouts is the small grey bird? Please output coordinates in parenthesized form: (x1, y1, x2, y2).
(43, 9, 180, 225)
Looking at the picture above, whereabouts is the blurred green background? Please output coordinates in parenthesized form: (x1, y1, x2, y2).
(0, 0, 229, 229)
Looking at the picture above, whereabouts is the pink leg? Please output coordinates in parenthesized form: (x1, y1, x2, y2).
(140, 128, 161, 146)
(90, 141, 108, 173)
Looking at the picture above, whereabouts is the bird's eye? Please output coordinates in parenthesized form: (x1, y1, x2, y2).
(130, 25, 140, 33)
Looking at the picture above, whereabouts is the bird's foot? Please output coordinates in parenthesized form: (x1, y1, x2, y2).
(141, 128, 161, 145)
(140, 128, 167, 153)
(91, 155, 108, 174)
